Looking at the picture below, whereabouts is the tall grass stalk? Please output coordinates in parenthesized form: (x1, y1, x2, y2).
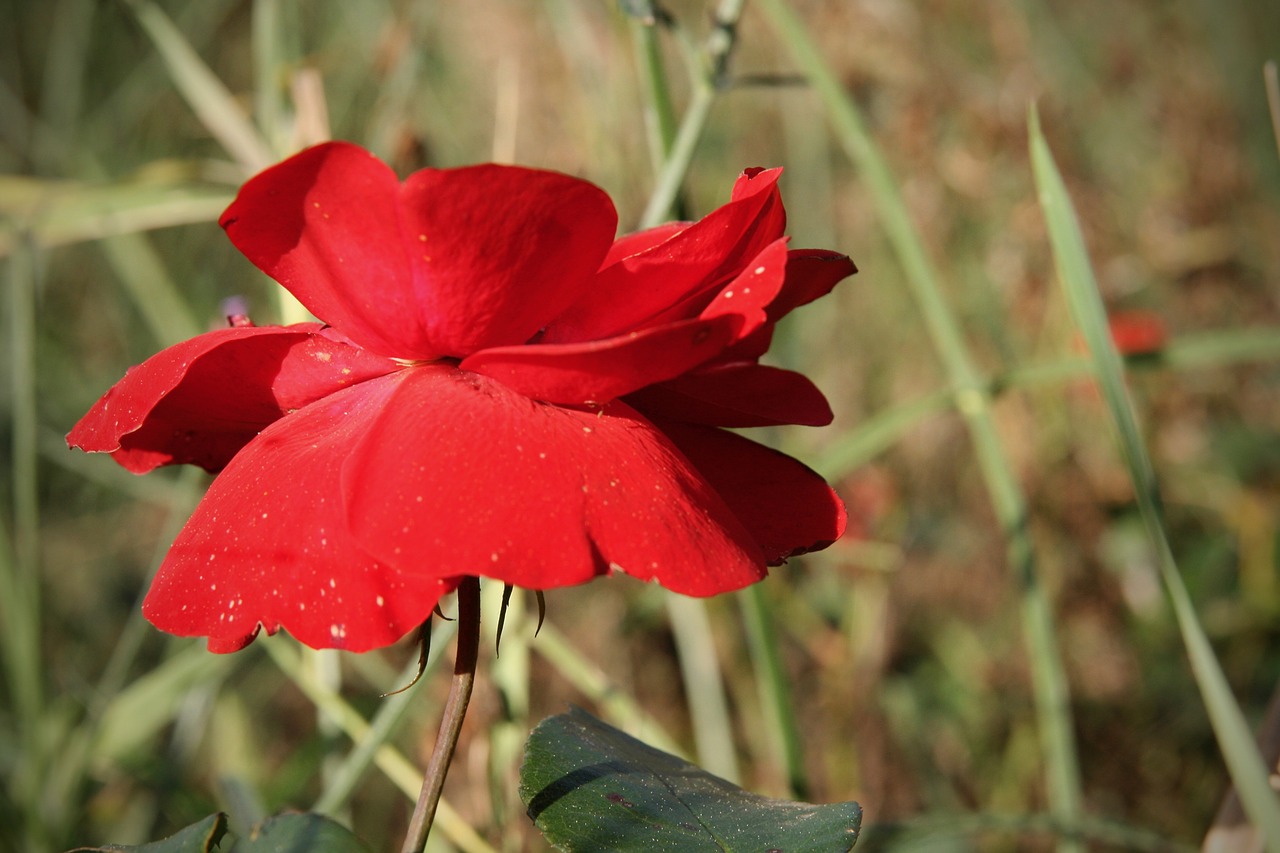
(757, 1, 1085, 845)
(262, 639, 496, 853)
(124, 0, 272, 172)
(1029, 106, 1280, 850)
(638, 0, 746, 229)
(4, 238, 48, 851)
(817, 327, 1280, 481)
(739, 584, 809, 798)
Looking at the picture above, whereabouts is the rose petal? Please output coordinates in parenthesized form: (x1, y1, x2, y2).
(654, 418, 847, 563)
(771, 250, 857, 318)
(222, 142, 618, 359)
(67, 324, 399, 474)
(601, 222, 688, 268)
(723, 249, 857, 363)
(221, 143, 426, 358)
(626, 363, 833, 427)
(398, 163, 618, 355)
(343, 365, 767, 597)
(142, 373, 454, 653)
(461, 315, 739, 405)
(544, 168, 786, 343)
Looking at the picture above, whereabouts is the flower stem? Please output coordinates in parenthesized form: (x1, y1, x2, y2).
(401, 577, 481, 853)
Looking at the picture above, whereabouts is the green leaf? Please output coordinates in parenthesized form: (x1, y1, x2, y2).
(231, 812, 372, 853)
(521, 707, 861, 853)
(68, 812, 227, 853)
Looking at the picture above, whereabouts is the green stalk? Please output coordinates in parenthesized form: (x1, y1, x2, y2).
(665, 594, 741, 784)
(264, 638, 496, 853)
(1030, 106, 1280, 848)
(4, 238, 47, 851)
(312, 620, 456, 816)
(124, 0, 273, 172)
(532, 623, 683, 756)
(739, 584, 809, 798)
(628, 14, 680, 181)
(756, 1, 1084, 845)
(638, 0, 746, 229)
(815, 328, 1280, 482)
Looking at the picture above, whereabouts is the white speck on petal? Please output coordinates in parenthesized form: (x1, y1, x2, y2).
(490, 552, 499, 562)
(724, 290, 734, 298)
(582, 426, 592, 434)
(376, 596, 385, 607)
(754, 265, 766, 274)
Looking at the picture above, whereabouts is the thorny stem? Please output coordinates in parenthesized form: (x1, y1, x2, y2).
(401, 577, 481, 853)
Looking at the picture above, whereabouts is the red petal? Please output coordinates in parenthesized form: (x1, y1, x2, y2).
(626, 363, 833, 427)
(771, 249, 857, 318)
(67, 325, 398, 474)
(726, 249, 858, 362)
(221, 144, 427, 358)
(142, 374, 454, 653)
(460, 315, 739, 405)
(398, 163, 618, 355)
(222, 142, 617, 359)
(343, 365, 768, 596)
(544, 168, 787, 343)
(655, 419, 846, 564)
(601, 222, 688, 267)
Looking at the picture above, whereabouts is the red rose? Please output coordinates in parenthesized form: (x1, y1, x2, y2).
(69, 142, 853, 653)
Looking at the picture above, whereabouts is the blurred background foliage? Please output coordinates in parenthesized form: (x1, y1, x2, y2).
(2, 0, 1280, 850)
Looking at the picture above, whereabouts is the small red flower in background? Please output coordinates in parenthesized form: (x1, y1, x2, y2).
(1107, 310, 1167, 356)
(69, 142, 854, 653)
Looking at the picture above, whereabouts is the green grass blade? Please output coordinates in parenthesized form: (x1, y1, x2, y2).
(263, 639, 498, 853)
(665, 594, 740, 784)
(739, 584, 809, 798)
(124, 0, 273, 171)
(3, 238, 47, 851)
(1029, 104, 1280, 849)
(757, 2, 1085, 844)
(532, 622, 684, 757)
(638, 0, 746, 229)
(311, 621, 457, 816)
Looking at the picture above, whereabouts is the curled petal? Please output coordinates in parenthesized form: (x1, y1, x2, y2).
(142, 374, 454, 653)
(222, 142, 617, 359)
(726, 249, 858, 362)
(67, 324, 398, 474)
(343, 365, 767, 597)
(601, 222, 689, 267)
(772, 250, 857, 318)
(655, 418, 847, 563)
(461, 315, 739, 405)
(545, 168, 787, 343)
(626, 363, 833, 428)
